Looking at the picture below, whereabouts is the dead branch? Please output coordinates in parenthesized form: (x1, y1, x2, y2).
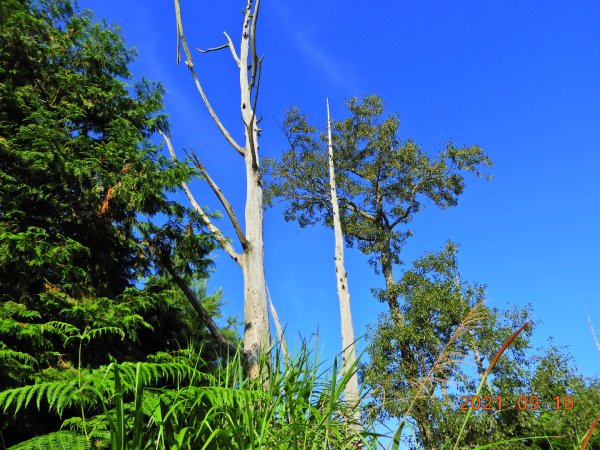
(159, 129, 242, 264)
(249, 0, 260, 89)
(173, 0, 245, 156)
(195, 43, 228, 53)
(161, 252, 240, 357)
(585, 305, 600, 353)
(186, 148, 249, 249)
(267, 284, 289, 360)
(223, 32, 241, 67)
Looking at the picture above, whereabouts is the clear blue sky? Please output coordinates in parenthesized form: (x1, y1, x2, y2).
(79, 0, 600, 379)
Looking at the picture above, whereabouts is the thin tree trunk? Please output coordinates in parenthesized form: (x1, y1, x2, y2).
(326, 99, 361, 430)
(380, 236, 403, 325)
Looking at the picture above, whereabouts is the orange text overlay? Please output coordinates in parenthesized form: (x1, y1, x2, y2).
(459, 395, 574, 411)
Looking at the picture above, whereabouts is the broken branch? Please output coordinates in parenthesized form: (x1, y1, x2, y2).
(195, 43, 228, 53)
(186, 148, 249, 250)
(159, 129, 242, 264)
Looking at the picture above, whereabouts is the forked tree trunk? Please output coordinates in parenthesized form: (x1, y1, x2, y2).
(326, 99, 361, 429)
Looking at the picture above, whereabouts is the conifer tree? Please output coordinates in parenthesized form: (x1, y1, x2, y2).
(0, 0, 229, 394)
(0, 1, 234, 441)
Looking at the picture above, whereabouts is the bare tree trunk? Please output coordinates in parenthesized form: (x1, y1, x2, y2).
(171, 0, 269, 380)
(239, 4, 269, 377)
(240, 176, 269, 379)
(326, 99, 361, 430)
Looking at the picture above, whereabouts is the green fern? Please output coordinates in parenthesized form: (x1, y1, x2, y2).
(7, 431, 90, 450)
(41, 322, 126, 345)
(0, 377, 99, 417)
(0, 360, 217, 417)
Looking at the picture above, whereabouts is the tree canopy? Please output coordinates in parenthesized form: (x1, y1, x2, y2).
(361, 244, 600, 449)
(264, 95, 492, 322)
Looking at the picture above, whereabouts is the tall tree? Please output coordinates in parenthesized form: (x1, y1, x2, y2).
(265, 95, 492, 446)
(0, 0, 247, 443)
(0, 1, 237, 442)
(326, 99, 360, 427)
(264, 94, 492, 325)
(166, 0, 269, 379)
(362, 245, 600, 449)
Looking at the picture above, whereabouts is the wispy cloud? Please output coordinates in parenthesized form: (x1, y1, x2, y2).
(291, 30, 361, 93)
(272, 4, 361, 94)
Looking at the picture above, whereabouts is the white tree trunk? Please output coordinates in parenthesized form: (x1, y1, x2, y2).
(326, 99, 361, 426)
(172, 0, 270, 380)
(240, 157, 269, 379)
(239, 0, 269, 380)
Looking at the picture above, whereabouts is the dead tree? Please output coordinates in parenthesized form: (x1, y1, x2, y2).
(167, 0, 269, 380)
(326, 99, 361, 429)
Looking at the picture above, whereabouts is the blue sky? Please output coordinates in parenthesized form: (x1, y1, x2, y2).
(79, 0, 600, 381)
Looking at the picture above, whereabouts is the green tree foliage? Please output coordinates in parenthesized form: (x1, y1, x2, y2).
(264, 94, 598, 449)
(0, 0, 233, 444)
(263, 95, 493, 446)
(361, 244, 600, 449)
(264, 95, 492, 322)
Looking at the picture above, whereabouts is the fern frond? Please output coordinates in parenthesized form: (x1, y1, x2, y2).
(0, 380, 77, 416)
(112, 362, 215, 387)
(81, 326, 125, 342)
(168, 385, 268, 409)
(7, 430, 89, 450)
(41, 321, 79, 338)
(0, 374, 107, 416)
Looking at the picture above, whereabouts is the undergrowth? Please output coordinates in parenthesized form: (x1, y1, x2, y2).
(0, 323, 375, 449)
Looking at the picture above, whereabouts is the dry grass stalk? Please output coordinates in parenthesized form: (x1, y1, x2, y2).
(580, 414, 600, 450)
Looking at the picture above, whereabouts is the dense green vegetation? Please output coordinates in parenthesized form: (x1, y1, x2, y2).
(0, 0, 230, 446)
(0, 1, 597, 449)
(360, 245, 600, 449)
